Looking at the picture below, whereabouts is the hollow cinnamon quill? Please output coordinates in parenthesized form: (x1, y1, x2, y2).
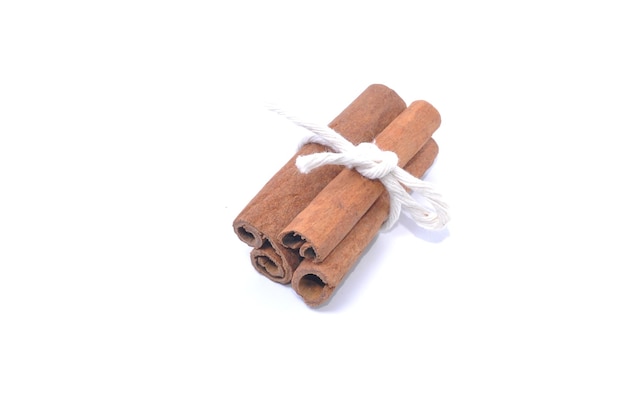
(249, 238, 301, 283)
(280, 100, 441, 264)
(292, 138, 440, 307)
(233, 84, 406, 283)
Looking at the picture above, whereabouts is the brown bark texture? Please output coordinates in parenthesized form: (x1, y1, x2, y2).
(233, 84, 407, 283)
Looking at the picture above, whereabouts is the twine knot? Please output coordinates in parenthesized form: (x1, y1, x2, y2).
(348, 142, 399, 179)
(268, 105, 450, 231)
(297, 141, 399, 180)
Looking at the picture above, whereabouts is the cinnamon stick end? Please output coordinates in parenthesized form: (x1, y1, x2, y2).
(300, 245, 317, 261)
(250, 248, 290, 284)
(233, 221, 264, 248)
(281, 231, 325, 263)
(250, 239, 302, 285)
(280, 231, 305, 249)
(293, 272, 333, 307)
(253, 254, 285, 282)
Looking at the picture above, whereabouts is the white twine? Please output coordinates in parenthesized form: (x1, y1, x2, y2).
(268, 105, 450, 231)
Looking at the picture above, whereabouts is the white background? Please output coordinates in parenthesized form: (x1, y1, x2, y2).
(1, 1, 625, 415)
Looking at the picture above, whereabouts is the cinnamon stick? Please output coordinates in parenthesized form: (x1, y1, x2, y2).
(292, 138, 440, 307)
(280, 100, 441, 264)
(233, 84, 407, 283)
(249, 239, 300, 282)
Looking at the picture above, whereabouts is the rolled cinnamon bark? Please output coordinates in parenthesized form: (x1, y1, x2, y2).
(249, 239, 300, 282)
(292, 138, 440, 307)
(280, 100, 441, 263)
(233, 84, 407, 283)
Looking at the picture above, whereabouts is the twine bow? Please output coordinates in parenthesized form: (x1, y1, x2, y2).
(269, 105, 450, 231)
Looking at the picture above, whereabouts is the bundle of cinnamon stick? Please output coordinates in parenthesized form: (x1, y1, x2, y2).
(233, 84, 443, 307)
